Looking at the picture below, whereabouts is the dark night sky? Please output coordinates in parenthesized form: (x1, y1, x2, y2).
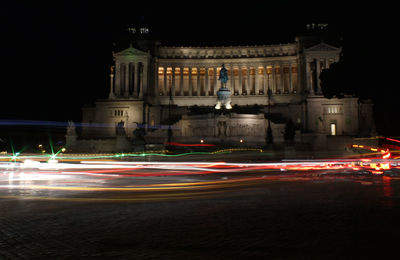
(0, 1, 397, 134)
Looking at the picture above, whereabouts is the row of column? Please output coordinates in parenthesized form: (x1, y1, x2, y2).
(157, 64, 299, 97)
(110, 62, 148, 98)
(306, 57, 335, 95)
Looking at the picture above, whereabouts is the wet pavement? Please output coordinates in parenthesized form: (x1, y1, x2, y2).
(1, 162, 400, 259)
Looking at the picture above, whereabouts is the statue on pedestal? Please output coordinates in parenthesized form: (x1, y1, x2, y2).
(116, 120, 126, 136)
(215, 64, 232, 110)
(66, 121, 77, 136)
(219, 63, 228, 87)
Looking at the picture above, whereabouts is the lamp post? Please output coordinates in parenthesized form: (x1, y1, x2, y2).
(266, 71, 273, 145)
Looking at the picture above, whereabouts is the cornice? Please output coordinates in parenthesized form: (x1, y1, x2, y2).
(158, 43, 298, 59)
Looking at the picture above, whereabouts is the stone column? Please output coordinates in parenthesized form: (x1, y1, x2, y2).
(197, 67, 200, 96)
(114, 62, 121, 97)
(180, 67, 184, 96)
(127, 63, 132, 96)
(154, 63, 159, 97)
(255, 66, 259, 95)
(246, 66, 250, 95)
(271, 64, 276, 93)
(139, 63, 144, 98)
(262, 65, 267, 95)
(188, 67, 193, 96)
(109, 66, 115, 99)
(171, 67, 176, 98)
(141, 62, 147, 98)
(118, 63, 125, 96)
(163, 66, 167, 96)
(134, 63, 139, 97)
(316, 59, 321, 94)
(306, 59, 314, 95)
(289, 63, 293, 93)
(230, 65, 234, 92)
(205, 67, 209, 96)
(124, 64, 129, 97)
(280, 64, 284, 93)
(238, 67, 242, 95)
(213, 67, 217, 96)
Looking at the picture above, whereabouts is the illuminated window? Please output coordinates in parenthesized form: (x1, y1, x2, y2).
(326, 106, 339, 114)
(330, 123, 336, 136)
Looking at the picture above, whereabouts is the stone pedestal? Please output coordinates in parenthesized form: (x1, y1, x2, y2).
(116, 136, 131, 152)
(215, 87, 232, 110)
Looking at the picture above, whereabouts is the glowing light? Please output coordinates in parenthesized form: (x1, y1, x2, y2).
(165, 142, 215, 147)
(386, 137, 400, 143)
(21, 159, 41, 168)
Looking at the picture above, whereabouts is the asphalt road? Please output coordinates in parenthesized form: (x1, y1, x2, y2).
(1, 161, 400, 259)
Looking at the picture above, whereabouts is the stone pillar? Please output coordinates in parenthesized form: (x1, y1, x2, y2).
(230, 65, 234, 92)
(316, 59, 321, 94)
(197, 67, 200, 96)
(205, 67, 209, 96)
(246, 66, 250, 95)
(127, 63, 132, 96)
(154, 64, 159, 97)
(109, 66, 115, 99)
(163, 66, 167, 96)
(306, 59, 314, 95)
(280, 64, 284, 93)
(139, 63, 144, 98)
(271, 64, 276, 93)
(115, 62, 121, 97)
(255, 66, 259, 95)
(124, 64, 129, 97)
(180, 67, 184, 96)
(262, 65, 267, 95)
(189, 67, 193, 96)
(133, 63, 139, 97)
(238, 67, 243, 95)
(213, 67, 217, 96)
(141, 62, 147, 98)
(119, 63, 125, 96)
(171, 67, 176, 98)
(289, 63, 293, 93)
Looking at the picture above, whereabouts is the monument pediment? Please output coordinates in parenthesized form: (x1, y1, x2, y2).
(305, 42, 341, 52)
(115, 46, 149, 57)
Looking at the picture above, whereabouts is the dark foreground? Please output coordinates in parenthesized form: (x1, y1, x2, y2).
(1, 170, 400, 259)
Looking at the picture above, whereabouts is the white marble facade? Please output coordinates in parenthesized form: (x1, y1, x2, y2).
(78, 38, 374, 147)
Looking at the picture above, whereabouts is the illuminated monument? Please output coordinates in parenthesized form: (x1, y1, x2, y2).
(215, 64, 232, 110)
(68, 24, 375, 152)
